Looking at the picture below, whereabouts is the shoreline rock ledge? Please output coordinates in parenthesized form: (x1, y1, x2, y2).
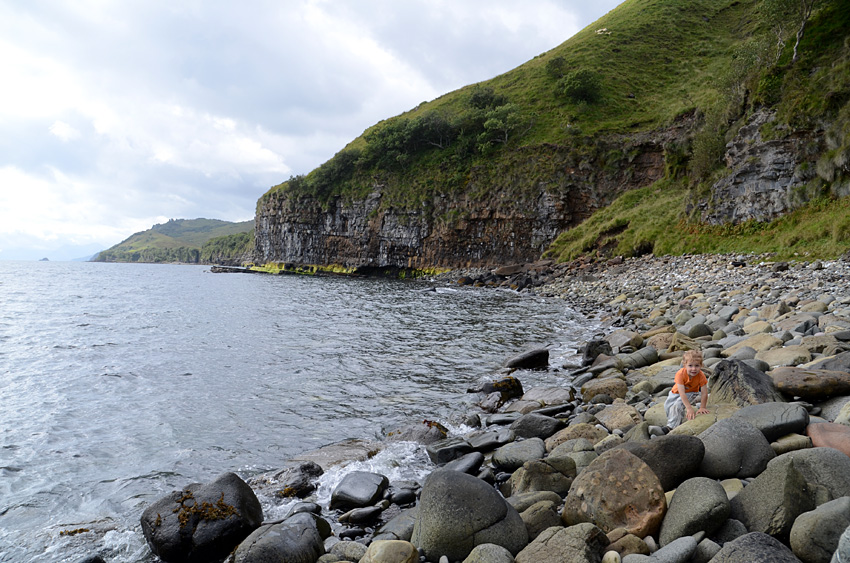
(135, 253, 850, 563)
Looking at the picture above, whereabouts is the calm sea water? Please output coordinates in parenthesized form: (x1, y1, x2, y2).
(0, 261, 595, 562)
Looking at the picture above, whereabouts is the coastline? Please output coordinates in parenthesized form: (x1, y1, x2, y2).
(137, 252, 850, 563)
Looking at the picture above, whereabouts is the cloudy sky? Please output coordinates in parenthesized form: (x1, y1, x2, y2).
(0, 0, 623, 260)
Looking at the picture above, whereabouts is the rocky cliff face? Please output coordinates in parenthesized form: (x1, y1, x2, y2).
(254, 137, 672, 271)
(696, 109, 822, 224)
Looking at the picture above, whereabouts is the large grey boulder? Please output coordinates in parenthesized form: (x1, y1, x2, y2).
(231, 519, 324, 563)
(729, 402, 810, 441)
(659, 477, 730, 546)
(709, 360, 786, 406)
(730, 455, 815, 539)
(698, 418, 775, 479)
(329, 471, 388, 511)
(790, 497, 850, 563)
(140, 472, 263, 563)
(708, 532, 803, 562)
(515, 523, 609, 563)
(769, 448, 850, 505)
(616, 434, 705, 491)
(411, 470, 528, 561)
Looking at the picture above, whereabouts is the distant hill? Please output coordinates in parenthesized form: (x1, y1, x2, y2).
(92, 218, 254, 264)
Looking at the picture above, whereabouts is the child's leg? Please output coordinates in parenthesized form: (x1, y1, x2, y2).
(664, 392, 685, 428)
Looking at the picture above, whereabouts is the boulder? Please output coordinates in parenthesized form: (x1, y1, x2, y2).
(607, 330, 644, 351)
(790, 497, 850, 563)
(771, 433, 813, 455)
(373, 508, 418, 543)
(492, 438, 546, 472)
(562, 449, 666, 538)
(756, 346, 813, 368)
(520, 386, 575, 406)
(772, 367, 850, 400)
(729, 402, 810, 441)
(582, 377, 629, 401)
(510, 455, 576, 496)
(247, 461, 323, 500)
(507, 491, 562, 513)
(425, 437, 473, 465)
(730, 455, 815, 539)
(595, 403, 643, 432)
(386, 420, 449, 444)
(515, 523, 609, 563)
(723, 333, 784, 356)
(468, 428, 516, 451)
(698, 418, 776, 479)
(831, 524, 850, 563)
(708, 532, 803, 562)
(411, 470, 528, 561)
(519, 500, 563, 540)
(658, 477, 730, 546)
(359, 540, 419, 563)
(709, 359, 786, 406)
(468, 376, 525, 402)
(506, 349, 549, 370)
(462, 543, 516, 563)
(140, 472, 263, 563)
(616, 434, 705, 492)
(329, 471, 389, 511)
(443, 452, 485, 475)
(545, 423, 609, 452)
(583, 339, 614, 366)
(510, 413, 565, 440)
(806, 422, 850, 457)
(231, 519, 324, 563)
(807, 351, 850, 372)
(768, 448, 850, 506)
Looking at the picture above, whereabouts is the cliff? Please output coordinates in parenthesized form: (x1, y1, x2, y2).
(254, 0, 850, 271)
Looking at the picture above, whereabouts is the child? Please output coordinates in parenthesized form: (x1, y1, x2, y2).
(664, 349, 710, 429)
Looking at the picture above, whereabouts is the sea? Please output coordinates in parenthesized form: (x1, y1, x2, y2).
(0, 261, 599, 562)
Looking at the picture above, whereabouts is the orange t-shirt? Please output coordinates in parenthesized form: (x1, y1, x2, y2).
(672, 367, 707, 394)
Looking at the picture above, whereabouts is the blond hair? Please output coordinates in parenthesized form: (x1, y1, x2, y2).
(682, 349, 703, 365)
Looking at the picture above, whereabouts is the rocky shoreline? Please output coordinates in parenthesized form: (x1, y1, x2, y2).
(136, 253, 850, 563)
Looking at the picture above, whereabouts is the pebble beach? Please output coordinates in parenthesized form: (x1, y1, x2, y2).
(137, 253, 850, 563)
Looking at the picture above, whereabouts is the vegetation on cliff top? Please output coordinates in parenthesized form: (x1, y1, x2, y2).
(93, 219, 253, 264)
(261, 0, 850, 261)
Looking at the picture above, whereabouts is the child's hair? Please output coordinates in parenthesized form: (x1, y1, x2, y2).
(682, 349, 703, 365)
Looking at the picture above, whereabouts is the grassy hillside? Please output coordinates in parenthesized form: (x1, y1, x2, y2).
(93, 219, 253, 263)
(260, 0, 850, 261)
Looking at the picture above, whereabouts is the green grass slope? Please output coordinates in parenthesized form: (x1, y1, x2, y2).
(93, 219, 253, 263)
(259, 0, 850, 262)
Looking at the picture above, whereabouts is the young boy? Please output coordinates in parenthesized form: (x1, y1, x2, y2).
(664, 349, 710, 429)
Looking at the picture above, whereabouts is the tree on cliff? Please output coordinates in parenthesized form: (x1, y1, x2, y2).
(762, 0, 818, 63)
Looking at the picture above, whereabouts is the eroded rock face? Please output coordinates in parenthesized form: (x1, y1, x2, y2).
(254, 137, 669, 271)
(698, 108, 820, 226)
(562, 448, 666, 538)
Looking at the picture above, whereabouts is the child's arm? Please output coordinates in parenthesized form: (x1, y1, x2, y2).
(697, 384, 709, 415)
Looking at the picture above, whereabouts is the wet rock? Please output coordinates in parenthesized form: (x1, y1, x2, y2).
(698, 418, 776, 479)
(140, 472, 263, 563)
(425, 437, 473, 465)
(468, 376, 525, 401)
(411, 470, 528, 561)
(584, 339, 614, 366)
(329, 471, 389, 511)
(467, 428, 516, 451)
(562, 449, 666, 538)
(505, 348, 550, 370)
(442, 452, 485, 475)
(231, 519, 324, 563)
(510, 413, 565, 440)
(373, 508, 417, 543)
(386, 421, 448, 444)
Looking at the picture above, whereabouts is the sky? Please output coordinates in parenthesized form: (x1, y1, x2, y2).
(0, 0, 623, 261)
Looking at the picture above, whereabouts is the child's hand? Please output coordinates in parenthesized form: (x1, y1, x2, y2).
(697, 407, 709, 415)
(686, 406, 696, 420)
